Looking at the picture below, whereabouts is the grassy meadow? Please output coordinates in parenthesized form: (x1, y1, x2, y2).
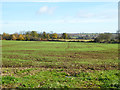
(2, 40, 119, 88)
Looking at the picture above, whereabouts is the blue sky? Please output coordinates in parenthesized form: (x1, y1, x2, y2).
(1, 2, 118, 34)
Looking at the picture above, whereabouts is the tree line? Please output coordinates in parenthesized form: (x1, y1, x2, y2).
(94, 33, 119, 43)
(1, 31, 71, 41)
(1, 31, 119, 43)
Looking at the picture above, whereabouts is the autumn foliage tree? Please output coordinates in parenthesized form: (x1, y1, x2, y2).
(24, 35, 30, 41)
(47, 34, 50, 39)
(2, 33, 11, 40)
(18, 34, 24, 40)
(52, 33, 58, 39)
(11, 34, 17, 40)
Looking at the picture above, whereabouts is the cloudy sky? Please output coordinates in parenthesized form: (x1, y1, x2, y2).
(1, 2, 118, 34)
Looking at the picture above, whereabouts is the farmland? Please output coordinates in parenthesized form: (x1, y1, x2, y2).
(2, 40, 119, 88)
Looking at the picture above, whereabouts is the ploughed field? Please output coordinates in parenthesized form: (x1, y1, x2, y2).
(2, 40, 119, 88)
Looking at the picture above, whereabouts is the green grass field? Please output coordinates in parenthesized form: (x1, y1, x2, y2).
(2, 40, 119, 88)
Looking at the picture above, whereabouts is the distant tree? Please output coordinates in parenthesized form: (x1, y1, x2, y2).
(38, 33, 42, 38)
(42, 31, 47, 39)
(18, 34, 24, 40)
(2, 33, 7, 40)
(49, 34, 53, 39)
(2, 33, 11, 40)
(25, 35, 30, 41)
(30, 31, 38, 37)
(25, 31, 31, 35)
(11, 34, 17, 40)
(52, 33, 58, 39)
(94, 33, 112, 42)
(13, 33, 19, 39)
(47, 34, 50, 39)
(61, 33, 68, 39)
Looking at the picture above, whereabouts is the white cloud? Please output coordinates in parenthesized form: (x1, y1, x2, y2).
(37, 6, 56, 15)
(39, 6, 48, 14)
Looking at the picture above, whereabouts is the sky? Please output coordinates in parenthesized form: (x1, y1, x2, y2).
(0, 2, 118, 34)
